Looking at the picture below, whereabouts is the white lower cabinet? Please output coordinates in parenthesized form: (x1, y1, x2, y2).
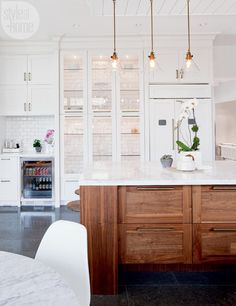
(0, 156, 20, 203)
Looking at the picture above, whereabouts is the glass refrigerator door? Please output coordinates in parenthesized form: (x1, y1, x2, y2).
(23, 160, 53, 199)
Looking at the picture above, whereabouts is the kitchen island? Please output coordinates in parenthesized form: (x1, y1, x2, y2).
(79, 161, 236, 295)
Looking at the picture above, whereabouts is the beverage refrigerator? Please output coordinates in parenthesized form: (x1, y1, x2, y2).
(21, 158, 54, 201)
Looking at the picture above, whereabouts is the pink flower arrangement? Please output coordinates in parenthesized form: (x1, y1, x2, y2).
(44, 129, 55, 145)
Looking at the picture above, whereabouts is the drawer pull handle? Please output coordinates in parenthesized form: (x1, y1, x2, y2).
(212, 186, 236, 191)
(136, 187, 175, 191)
(1, 158, 10, 161)
(211, 228, 236, 233)
(1, 180, 11, 183)
(128, 228, 175, 234)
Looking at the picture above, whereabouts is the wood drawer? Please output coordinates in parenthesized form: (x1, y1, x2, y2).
(119, 186, 191, 224)
(119, 224, 192, 264)
(193, 186, 236, 223)
(193, 224, 236, 264)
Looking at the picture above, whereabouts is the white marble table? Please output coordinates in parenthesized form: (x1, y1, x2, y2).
(0, 251, 79, 306)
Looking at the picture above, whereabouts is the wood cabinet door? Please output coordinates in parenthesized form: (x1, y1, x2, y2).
(119, 224, 192, 264)
(193, 186, 236, 223)
(193, 224, 236, 264)
(119, 186, 191, 224)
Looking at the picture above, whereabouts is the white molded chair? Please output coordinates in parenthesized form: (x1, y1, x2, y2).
(35, 220, 90, 306)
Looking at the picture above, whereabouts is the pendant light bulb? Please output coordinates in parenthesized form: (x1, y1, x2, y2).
(149, 51, 156, 68)
(148, 0, 156, 70)
(111, 0, 118, 71)
(185, 0, 194, 70)
(111, 52, 118, 70)
(186, 50, 193, 69)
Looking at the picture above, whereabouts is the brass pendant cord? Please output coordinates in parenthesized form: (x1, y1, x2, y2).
(187, 0, 191, 52)
(150, 0, 154, 52)
(113, 0, 116, 53)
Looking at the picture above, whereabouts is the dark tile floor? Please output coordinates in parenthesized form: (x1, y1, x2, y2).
(1, 206, 236, 306)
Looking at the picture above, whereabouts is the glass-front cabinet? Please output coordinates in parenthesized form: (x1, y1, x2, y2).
(61, 51, 144, 182)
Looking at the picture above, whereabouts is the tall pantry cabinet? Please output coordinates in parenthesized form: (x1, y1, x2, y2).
(60, 52, 144, 201)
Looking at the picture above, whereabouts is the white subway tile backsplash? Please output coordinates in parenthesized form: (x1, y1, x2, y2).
(5, 116, 55, 152)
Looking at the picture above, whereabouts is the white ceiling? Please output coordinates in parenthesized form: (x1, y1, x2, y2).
(0, 0, 236, 40)
(90, 0, 236, 16)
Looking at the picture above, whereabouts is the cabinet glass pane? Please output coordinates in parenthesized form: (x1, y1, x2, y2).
(64, 55, 83, 112)
(64, 116, 83, 174)
(120, 56, 140, 112)
(92, 56, 112, 111)
(93, 116, 112, 162)
(121, 116, 140, 161)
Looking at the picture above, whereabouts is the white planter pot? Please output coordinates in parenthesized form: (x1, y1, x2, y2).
(178, 151, 202, 170)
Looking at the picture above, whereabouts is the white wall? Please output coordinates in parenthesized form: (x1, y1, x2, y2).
(215, 101, 236, 145)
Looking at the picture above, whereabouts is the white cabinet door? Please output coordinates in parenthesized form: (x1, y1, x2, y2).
(149, 52, 179, 83)
(179, 49, 211, 83)
(0, 55, 27, 85)
(28, 55, 55, 85)
(0, 156, 19, 201)
(150, 99, 176, 161)
(0, 85, 28, 116)
(28, 85, 56, 115)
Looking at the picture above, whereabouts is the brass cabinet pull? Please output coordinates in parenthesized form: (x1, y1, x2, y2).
(128, 228, 175, 234)
(211, 228, 236, 233)
(136, 187, 175, 191)
(212, 186, 236, 191)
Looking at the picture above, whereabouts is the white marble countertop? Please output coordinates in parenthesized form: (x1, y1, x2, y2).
(79, 160, 236, 186)
(0, 152, 54, 158)
(0, 251, 79, 306)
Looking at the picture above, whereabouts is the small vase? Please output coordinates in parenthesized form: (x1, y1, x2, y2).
(160, 158, 173, 168)
(35, 147, 42, 153)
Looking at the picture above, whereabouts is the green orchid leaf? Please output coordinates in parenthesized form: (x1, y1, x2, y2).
(176, 140, 192, 152)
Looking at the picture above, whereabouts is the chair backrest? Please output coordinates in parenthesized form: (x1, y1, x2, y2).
(35, 220, 90, 306)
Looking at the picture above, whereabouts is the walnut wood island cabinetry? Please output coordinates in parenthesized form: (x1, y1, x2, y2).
(79, 161, 236, 295)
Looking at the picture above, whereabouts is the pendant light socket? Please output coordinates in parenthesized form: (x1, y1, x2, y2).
(186, 50, 193, 61)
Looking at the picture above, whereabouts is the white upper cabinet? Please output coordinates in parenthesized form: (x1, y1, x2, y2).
(28, 85, 56, 116)
(149, 52, 179, 83)
(0, 54, 57, 116)
(0, 55, 27, 85)
(178, 49, 211, 84)
(28, 55, 55, 85)
(149, 49, 211, 84)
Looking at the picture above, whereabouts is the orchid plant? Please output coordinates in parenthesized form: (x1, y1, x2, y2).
(44, 129, 55, 145)
(176, 99, 200, 152)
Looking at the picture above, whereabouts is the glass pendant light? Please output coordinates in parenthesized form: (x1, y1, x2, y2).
(185, 0, 193, 69)
(148, 0, 156, 69)
(111, 0, 118, 70)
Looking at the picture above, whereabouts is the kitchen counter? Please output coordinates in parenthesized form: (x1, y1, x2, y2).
(0, 152, 54, 158)
(79, 160, 236, 186)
